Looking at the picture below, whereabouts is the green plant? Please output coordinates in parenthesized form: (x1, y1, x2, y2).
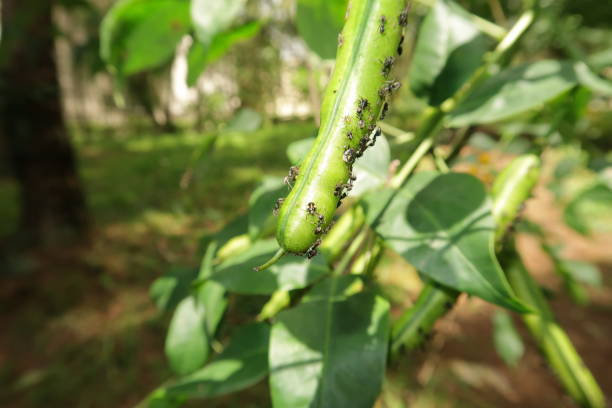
(114, 0, 612, 406)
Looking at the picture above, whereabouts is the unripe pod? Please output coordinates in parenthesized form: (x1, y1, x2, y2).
(491, 154, 540, 242)
(276, 0, 409, 254)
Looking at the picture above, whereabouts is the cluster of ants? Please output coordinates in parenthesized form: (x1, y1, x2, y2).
(272, 6, 410, 259)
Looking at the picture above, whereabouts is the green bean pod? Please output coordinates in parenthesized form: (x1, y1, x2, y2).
(505, 256, 605, 408)
(276, 0, 409, 255)
(491, 154, 541, 242)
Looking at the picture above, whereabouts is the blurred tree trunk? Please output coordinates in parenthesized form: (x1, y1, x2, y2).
(0, 0, 89, 246)
(234, 24, 280, 116)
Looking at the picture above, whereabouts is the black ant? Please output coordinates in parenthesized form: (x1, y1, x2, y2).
(398, 8, 408, 27)
(397, 35, 405, 55)
(357, 97, 369, 113)
(273, 197, 284, 216)
(314, 214, 325, 234)
(380, 102, 389, 119)
(284, 166, 299, 187)
(306, 202, 317, 215)
(347, 130, 353, 140)
(379, 15, 386, 34)
(334, 183, 344, 198)
(343, 146, 356, 164)
(382, 80, 401, 95)
(306, 245, 319, 259)
(368, 127, 381, 147)
(381, 56, 395, 77)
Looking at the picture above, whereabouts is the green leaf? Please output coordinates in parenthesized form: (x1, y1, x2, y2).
(351, 135, 391, 196)
(154, 323, 270, 401)
(210, 240, 329, 294)
(165, 296, 209, 375)
(409, 0, 491, 106)
(449, 60, 579, 126)
(225, 107, 263, 133)
(588, 47, 612, 71)
(196, 241, 228, 335)
(493, 310, 524, 367)
(187, 21, 261, 86)
(269, 286, 389, 408)
(562, 260, 601, 287)
(150, 267, 198, 312)
(296, 0, 348, 59)
(164, 244, 227, 376)
(573, 61, 612, 96)
(198, 281, 227, 339)
(190, 0, 245, 45)
(248, 177, 286, 240)
(373, 172, 527, 311)
(287, 137, 315, 165)
(100, 0, 191, 75)
(564, 183, 612, 235)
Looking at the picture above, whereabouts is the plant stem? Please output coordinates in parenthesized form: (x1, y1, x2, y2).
(413, 0, 507, 40)
(388, 107, 442, 188)
(391, 283, 459, 354)
(254, 248, 286, 272)
(378, 121, 415, 143)
(503, 251, 605, 408)
(445, 126, 475, 165)
(432, 148, 450, 173)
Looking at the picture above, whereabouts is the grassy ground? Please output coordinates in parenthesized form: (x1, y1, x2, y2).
(0, 122, 314, 408)
(1, 123, 611, 408)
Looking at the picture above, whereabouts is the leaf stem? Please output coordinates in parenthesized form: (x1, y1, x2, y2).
(378, 121, 415, 143)
(254, 248, 286, 272)
(413, 0, 507, 40)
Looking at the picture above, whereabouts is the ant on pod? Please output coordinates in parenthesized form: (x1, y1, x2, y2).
(343, 146, 357, 164)
(273, 198, 284, 216)
(305, 238, 321, 259)
(398, 8, 409, 27)
(379, 15, 386, 34)
(381, 56, 394, 77)
(284, 166, 299, 187)
(380, 102, 389, 119)
(306, 202, 317, 215)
